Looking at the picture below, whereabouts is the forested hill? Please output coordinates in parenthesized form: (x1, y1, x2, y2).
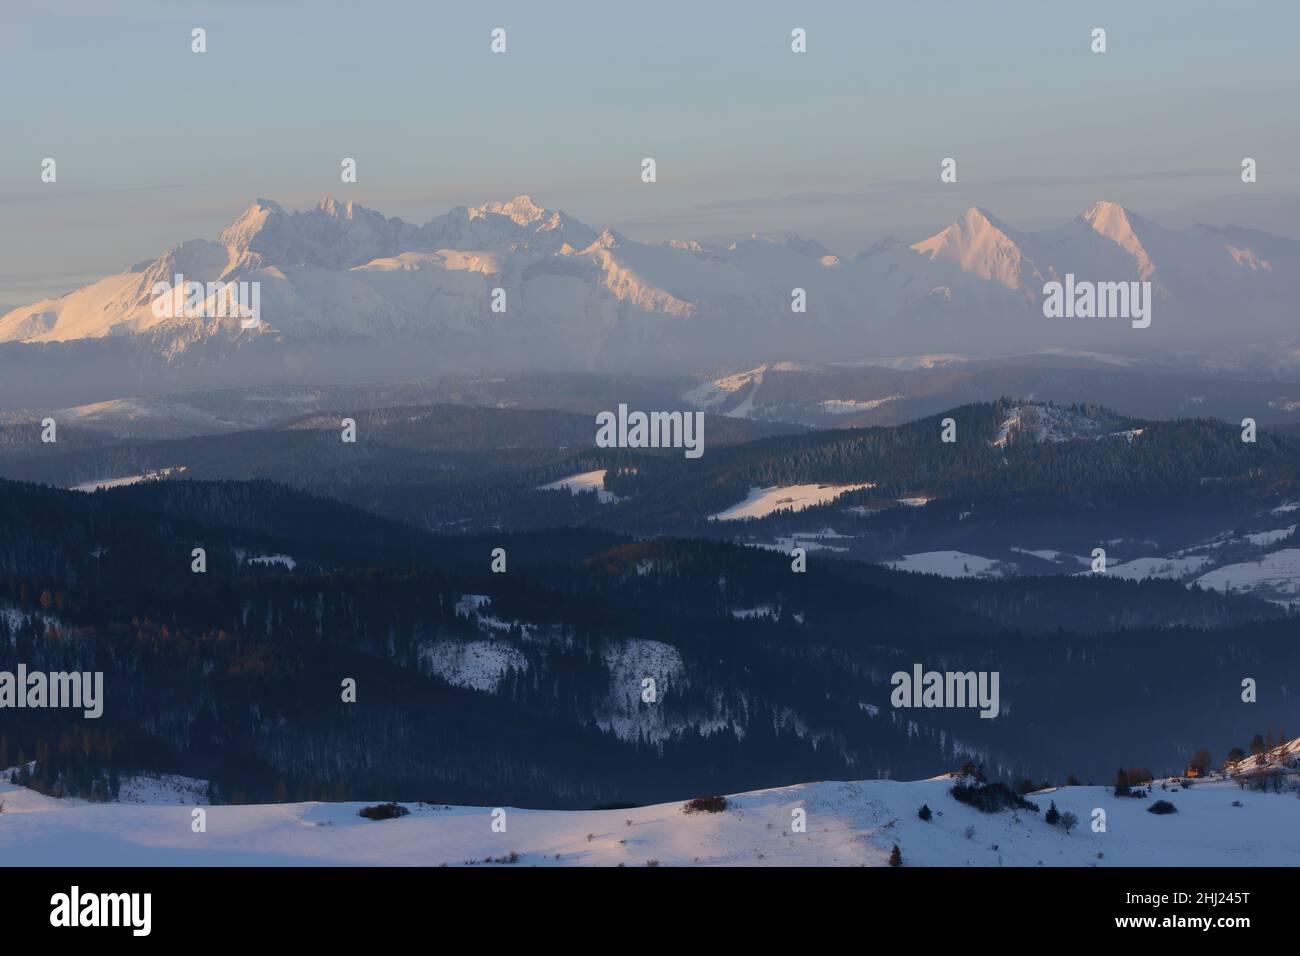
(1, 476, 1291, 809)
(1, 400, 1296, 540)
(0, 477, 1278, 636)
(599, 400, 1300, 527)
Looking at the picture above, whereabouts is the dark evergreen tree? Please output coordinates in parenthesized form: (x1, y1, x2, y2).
(1114, 768, 1131, 796)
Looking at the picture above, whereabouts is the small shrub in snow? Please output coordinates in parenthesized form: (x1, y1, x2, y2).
(1044, 801, 1061, 826)
(1232, 800, 1243, 807)
(964, 825, 976, 840)
(889, 844, 903, 867)
(646, 859, 660, 867)
(1059, 811, 1078, 834)
(918, 803, 932, 821)
(683, 795, 728, 814)
(951, 781, 1039, 814)
(358, 802, 409, 821)
(1147, 800, 1177, 815)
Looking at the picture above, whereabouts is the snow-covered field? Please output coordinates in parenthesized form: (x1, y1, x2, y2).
(2, 772, 1296, 867)
(539, 469, 618, 504)
(818, 396, 901, 415)
(746, 528, 854, 554)
(885, 551, 1004, 578)
(1105, 555, 1215, 581)
(70, 466, 187, 493)
(1195, 548, 1300, 605)
(711, 483, 874, 521)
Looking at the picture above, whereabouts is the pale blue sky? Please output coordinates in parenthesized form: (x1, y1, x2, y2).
(2, 0, 1298, 304)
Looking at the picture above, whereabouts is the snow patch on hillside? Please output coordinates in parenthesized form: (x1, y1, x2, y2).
(1106, 555, 1214, 581)
(71, 465, 187, 492)
(422, 640, 528, 692)
(818, 396, 902, 415)
(594, 639, 707, 743)
(539, 469, 618, 504)
(745, 528, 854, 555)
(234, 549, 296, 570)
(1194, 548, 1300, 605)
(711, 483, 874, 521)
(992, 402, 1126, 448)
(885, 551, 1005, 578)
(730, 605, 775, 620)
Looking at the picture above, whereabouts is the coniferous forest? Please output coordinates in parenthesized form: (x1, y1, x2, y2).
(2, 401, 1297, 808)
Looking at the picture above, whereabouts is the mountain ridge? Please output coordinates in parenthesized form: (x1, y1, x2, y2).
(2, 198, 1298, 392)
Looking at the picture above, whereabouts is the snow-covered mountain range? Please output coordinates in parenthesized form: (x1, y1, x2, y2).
(3, 197, 1298, 397)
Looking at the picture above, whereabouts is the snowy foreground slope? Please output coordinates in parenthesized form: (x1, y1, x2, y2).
(2, 773, 1296, 867)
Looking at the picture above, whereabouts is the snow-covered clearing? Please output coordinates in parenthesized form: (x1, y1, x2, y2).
(539, 469, 618, 504)
(711, 483, 874, 521)
(885, 551, 1003, 578)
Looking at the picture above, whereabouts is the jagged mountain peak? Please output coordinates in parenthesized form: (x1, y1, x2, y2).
(963, 205, 1015, 231)
(1081, 199, 1138, 228)
(910, 206, 1037, 289)
(916, 207, 1022, 246)
(469, 195, 549, 226)
(1077, 200, 1157, 279)
(218, 196, 398, 257)
(589, 227, 627, 250)
(218, 199, 288, 248)
(434, 196, 597, 253)
(315, 195, 375, 220)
